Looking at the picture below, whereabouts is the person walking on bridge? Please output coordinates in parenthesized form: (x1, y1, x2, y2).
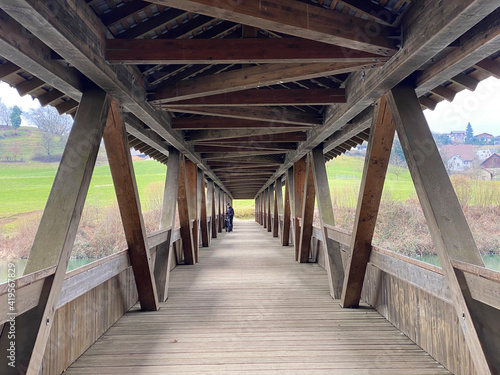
(226, 203, 234, 232)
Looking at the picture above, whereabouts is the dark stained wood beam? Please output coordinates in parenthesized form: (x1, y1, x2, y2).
(475, 58, 500, 79)
(168, 107, 322, 126)
(100, 1, 151, 27)
(38, 89, 65, 107)
(187, 128, 307, 142)
(340, 0, 398, 25)
(203, 151, 286, 160)
(161, 88, 346, 107)
(282, 168, 292, 246)
(151, 62, 374, 104)
(177, 157, 196, 265)
(103, 99, 159, 311)
(0, 60, 21, 78)
(207, 156, 284, 165)
(293, 156, 306, 261)
(340, 96, 395, 308)
(193, 132, 307, 144)
(196, 144, 296, 153)
(107, 38, 386, 64)
(148, 0, 398, 55)
(173, 116, 314, 130)
(450, 73, 480, 91)
(430, 85, 456, 102)
(298, 154, 315, 263)
(115, 8, 186, 39)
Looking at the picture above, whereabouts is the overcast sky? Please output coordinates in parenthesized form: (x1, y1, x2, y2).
(1, 76, 499, 135)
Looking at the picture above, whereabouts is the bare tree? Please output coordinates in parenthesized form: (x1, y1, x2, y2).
(41, 131, 56, 156)
(25, 106, 73, 138)
(9, 142, 22, 161)
(0, 99, 12, 127)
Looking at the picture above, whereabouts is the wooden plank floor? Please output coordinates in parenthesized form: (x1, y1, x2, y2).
(66, 220, 450, 374)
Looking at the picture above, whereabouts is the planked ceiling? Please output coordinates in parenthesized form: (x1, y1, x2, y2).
(0, 0, 499, 198)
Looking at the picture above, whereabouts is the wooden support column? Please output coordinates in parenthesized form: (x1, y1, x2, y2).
(185, 160, 199, 262)
(218, 187, 222, 233)
(267, 185, 272, 233)
(386, 82, 498, 375)
(340, 96, 395, 306)
(273, 181, 279, 238)
(276, 177, 284, 240)
(104, 99, 159, 311)
(311, 144, 345, 299)
(199, 171, 210, 247)
(263, 188, 268, 229)
(177, 156, 196, 265)
(0, 86, 110, 375)
(207, 179, 215, 241)
(298, 154, 316, 263)
(294, 156, 307, 260)
(282, 168, 293, 246)
(154, 148, 180, 302)
(259, 193, 264, 225)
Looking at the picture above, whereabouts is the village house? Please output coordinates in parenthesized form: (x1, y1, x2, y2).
(480, 153, 500, 180)
(449, 130, 466, 144)
(440, 144, 475, 172)
(474, 132, 494, 143)
(476, 148, 496, 160)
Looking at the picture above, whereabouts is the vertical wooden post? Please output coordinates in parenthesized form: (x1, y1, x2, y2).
(267, 185, 272, 233)
(387, 83, 497, 374)
(282, 168, 292, 246)
(207, 179, 214, 241)
(259, 193, 264, 225)
(211, 183, 218, 238)
(177, 156, 196, 265)
(341, 96, 395, 307)
(200, 172, 210, 247)
(0, 86, 110, 375)
(218, 187, 222, 233)
(273, 181, 279, 238)
(276, 177, 284, 240)
(262, 189, 267, 229)
(154, 148, 180, 302)
(298, 154, 316, 263)
(185, 160, 199, 262)
(294, 156, 307, 261)
(311, 144, 345, 299)
(104, 99, 159, 311)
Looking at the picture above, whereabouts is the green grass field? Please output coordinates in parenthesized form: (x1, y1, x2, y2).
(0, 127, 65, 161)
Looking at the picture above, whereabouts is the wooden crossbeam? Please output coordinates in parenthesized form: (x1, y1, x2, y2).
(311, 144, 344, 298)
(195, 144, 297, 153)
(148, 0, 398, 55)
(104, 98, 159, 311)
(450, 73, 480, 91)
(475, 58, 500, 78)
(168, 106, 322, 126)
(150, 62, 372, 104)
(340, 96, 395, 307)
(173, 117, 314, 130)
(298, 154, 316, 263)
(0, 86, 110, 375)
(202, 151, 286, 160)
(154, 148, 180, 302)
(162, 88, 346, 107)
(187, 129, 306, 143)
(0, 60, 21, 78)
(386, 83, 498, 375)
(107, 38, 387, 64)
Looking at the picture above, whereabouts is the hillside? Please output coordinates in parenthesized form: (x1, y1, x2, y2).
(0, 126, 65, 161)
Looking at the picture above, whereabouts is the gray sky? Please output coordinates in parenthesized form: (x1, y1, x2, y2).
(1, 76, 500, 135)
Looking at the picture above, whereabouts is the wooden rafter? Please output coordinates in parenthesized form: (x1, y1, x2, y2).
(147, 0, 398, 55)
(173, 116, 314, 130)
(150, 62, 373, 104)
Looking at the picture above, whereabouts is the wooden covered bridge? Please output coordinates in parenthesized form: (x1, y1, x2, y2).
(0, 0, 500, 373)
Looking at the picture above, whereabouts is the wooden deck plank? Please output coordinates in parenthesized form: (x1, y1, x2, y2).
(67, 221, 450, 375)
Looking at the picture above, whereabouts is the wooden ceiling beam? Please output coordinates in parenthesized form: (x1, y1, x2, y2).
(100, 1, 151, 27)
(147, 0, 398, 55)
(450, 73, 480, 91)
(173, 116, 313, 130)
(0, 61, 21, 78)
(195, 144, 297, 152)
(37, 89, 65, 107)
(192, 132, 307, 144)
(114, 8, 186, 39)
(186, 128, 306, 142)
(150, 62, 374, 104)
(162, 88, 346, 107)
(203, 151, 286, 160)
(168, 106, 322, 126)
(15, 77, 45, 96)
(430, 86, 456, 102)
(474, 58, 500, 79)
(107, 38, 386, 65)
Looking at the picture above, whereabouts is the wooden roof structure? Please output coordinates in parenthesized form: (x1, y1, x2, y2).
(1, 0, 499, 198)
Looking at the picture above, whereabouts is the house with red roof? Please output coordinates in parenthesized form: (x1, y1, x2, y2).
(440, 145, 475, 172)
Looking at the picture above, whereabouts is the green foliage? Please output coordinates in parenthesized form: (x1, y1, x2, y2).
(465, 122, 474, 144)
(10, 106, 22, 129)
(432, 132, 451, 146)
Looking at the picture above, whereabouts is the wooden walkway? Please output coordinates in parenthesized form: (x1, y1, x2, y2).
(66, 221, 450, 374)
